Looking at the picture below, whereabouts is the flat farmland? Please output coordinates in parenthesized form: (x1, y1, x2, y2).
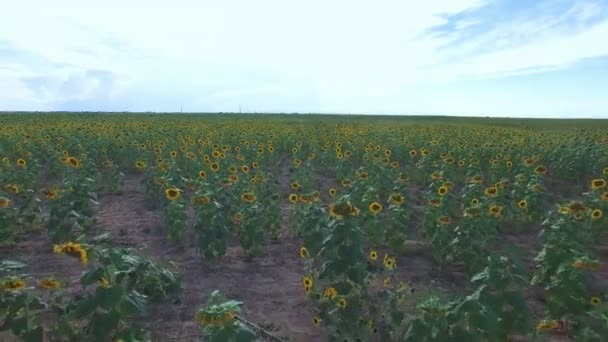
(1, 113, 607, 341)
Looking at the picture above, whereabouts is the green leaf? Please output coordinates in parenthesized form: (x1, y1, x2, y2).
(96, 286, 124, 310)
(81, 267, 104, 287)
(70, 295, 97, 318)
(90, 311, 120, 342)
(22, 326, 43, 342)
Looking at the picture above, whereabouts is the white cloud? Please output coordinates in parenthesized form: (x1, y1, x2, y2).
(0, 0, 607, 116)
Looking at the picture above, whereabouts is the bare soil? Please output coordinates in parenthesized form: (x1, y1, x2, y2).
(1, 169, 606, 341)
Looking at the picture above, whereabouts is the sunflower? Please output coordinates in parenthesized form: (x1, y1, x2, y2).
(389, 193, 405, 206)
(210, 162, 220, 172)
(0, 197, 10, 208)
(16, 158, 26, 167)
(324, 287, 337, 300)
(4, 184, 19, 194)
(428, 198, 442, 207)
(489, 204, 503, 217)
(518, 199, 527, 209)
(312, 317, 321, 327)
(437, 186, 448, 196)
(409, 150, 417, 157)
(337, 297, 348, 309)
(430, 172, 442, 180)
(390, 161, 399, 168)
(369, 202, 383, 215)
(341, 179, 351, 188)
(192, 195, 211, 205)
(198, 170, 207, 179)
(240, 192, 256, 203)
(464, 207, 481, 217)
(252, 161, 259, 169)
(458, 160, 465, 167)
(39, 278, 61, 290)
(535, 165, 548, 175)
(590, 297, 601, 306)
(67, 157, 80, 168)
(164, 187, 182, 201)
(523, 157, 535, 167)
(469, 175, 483, 184)
(484, 186, 499, 198)
(1, 278, 26, 291)
(302, 276, 313, 289)
(438, 216, 452, 225)
(300, 246, 309, 258)
(471, 198, 480, 206)
(369, 250, 378, 261)
(591, 209, 603, 220)
(42, 189, 58, 200)
(506, 161, 513, 167)
(135, 161, 146, 169)
(602, 192, 608, 202)
(591, 178, 606, 190)
(53, 242, 88, 265)
(604, 167, 608, 175)
(291, 182, 301, 190)
(383, 255, 396, 270)
(289, 193, 298, 204)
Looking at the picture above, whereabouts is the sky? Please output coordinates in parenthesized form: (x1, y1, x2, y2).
(1, 0, 607, 117)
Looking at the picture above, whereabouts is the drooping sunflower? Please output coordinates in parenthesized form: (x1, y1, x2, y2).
(484, 186, 499, 198)
(428, 198, 442, 207)
(312, 317, 321, 327)
(471, 198, 480, 206)
(323, 287, 337, 300)
(489, 204, 503, 218)
(591, 178, 606, 190)
(1, 278, 26, 291)
(240, 192, 256, 203)
(0, 197, 10, 208)
(438, 216, 452, 225)
(39, 278, 61, 290)
(369, 201, 383, 215)
(469, 175, 483, 184)
(463, 207, 481, 218)
(165, 187, 182, 201)
(300, 246, 309, 259)
(291, 182, 301, 190)
(602, 192, 608, 202)
(389, 193, 405, 206)
(67, 157, 80, 168)
(534, 165, 548, 175)
(135, 160, 146, 169)
(4, 184, 19, 194)
(53, 242, 88, 265)
(42, 189, 58, 200)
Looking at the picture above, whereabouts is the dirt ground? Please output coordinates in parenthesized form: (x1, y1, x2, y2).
(1, 166, 607, 341)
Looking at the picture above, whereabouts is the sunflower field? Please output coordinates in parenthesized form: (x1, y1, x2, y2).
(1, 113, 607, 341)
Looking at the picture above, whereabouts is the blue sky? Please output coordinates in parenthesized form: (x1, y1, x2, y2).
(1, 0, 607, 117)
